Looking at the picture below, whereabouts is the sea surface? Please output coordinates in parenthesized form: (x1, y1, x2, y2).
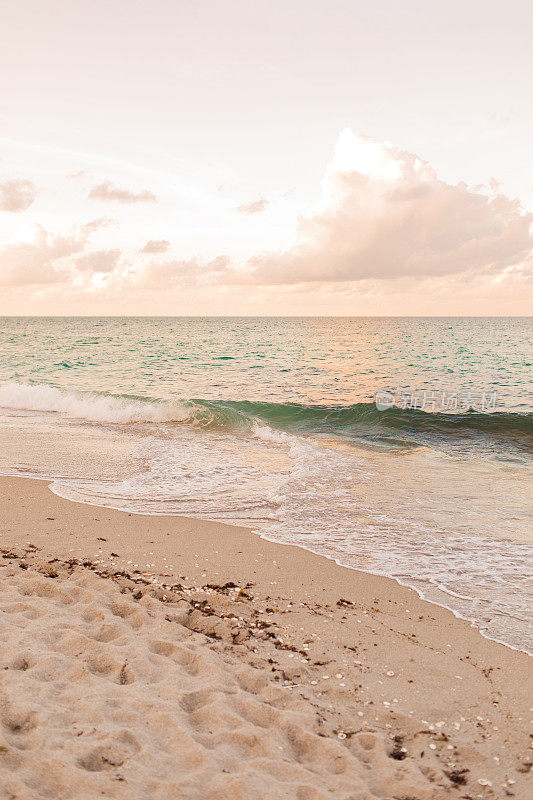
(0, 317, 531, 652)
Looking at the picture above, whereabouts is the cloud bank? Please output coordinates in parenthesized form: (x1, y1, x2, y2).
(0, 179, 37, 212)
(245, 130, 532, 285)
(89, 181, 158, 204)
(1, 131, 530, 311)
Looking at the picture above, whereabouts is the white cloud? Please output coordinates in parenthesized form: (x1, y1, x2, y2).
(244, 130, 532, 285)
(0, 220, 109, 286)
(133, 255, 229, 289)
(0, 179, 37, 212)
(88, 181, 158, 204)
(76, 249, 121, 273)
(234, 197, 269, 215)
(140, 239, 170, 254)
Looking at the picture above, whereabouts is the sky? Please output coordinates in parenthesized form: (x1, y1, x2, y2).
(0, 0, 531, 315)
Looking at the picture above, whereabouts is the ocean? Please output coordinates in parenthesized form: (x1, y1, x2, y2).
(0, 316, 531, 652)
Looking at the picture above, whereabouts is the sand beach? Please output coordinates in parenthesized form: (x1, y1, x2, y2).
(0, 476, 530, 799)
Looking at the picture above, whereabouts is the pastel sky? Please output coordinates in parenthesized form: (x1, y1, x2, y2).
(0, 0, 531, 315)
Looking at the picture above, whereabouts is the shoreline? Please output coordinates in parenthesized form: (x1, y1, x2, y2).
(36, 472, 533, 658)
(1, 475, 532, 798)
(251, 527, 533, 661)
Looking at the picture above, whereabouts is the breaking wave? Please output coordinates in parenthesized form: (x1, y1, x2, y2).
(0, 381, 191, 425)
(1, 381, 531, 453)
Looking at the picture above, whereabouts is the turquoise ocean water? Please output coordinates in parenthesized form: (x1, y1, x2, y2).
(0, 317, 531, 651)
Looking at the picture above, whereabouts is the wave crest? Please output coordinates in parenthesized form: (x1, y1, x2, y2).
(0, 382, 191, 424)
(0, 382, 531, 452)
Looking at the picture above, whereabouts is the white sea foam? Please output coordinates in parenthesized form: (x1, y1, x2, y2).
(0, 382, 190, 425)
(252, 422, 291, 445)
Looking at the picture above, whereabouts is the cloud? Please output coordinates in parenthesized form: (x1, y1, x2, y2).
(3, 130, 530, 314)
(88, 181, 158, 204)
(141, 239, 170, 254)
(80, 216, 117, 234)
(244, 130, 532, 285)
(134, 255, 229, 289)
(0, 179, 37, 212)
(0, 219, 109, 286)
(234, 197, 269, 215)
(0, 228, 82, 286)
(76, 249, 121, 273)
